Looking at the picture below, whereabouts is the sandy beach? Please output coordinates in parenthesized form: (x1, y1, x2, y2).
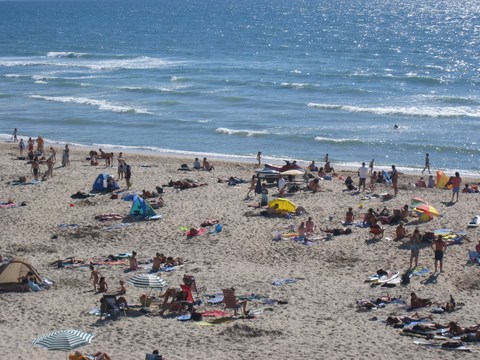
(0, 141, 479, 360)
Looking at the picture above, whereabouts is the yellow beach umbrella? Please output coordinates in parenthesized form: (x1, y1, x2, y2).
(268, 198, 297, 213)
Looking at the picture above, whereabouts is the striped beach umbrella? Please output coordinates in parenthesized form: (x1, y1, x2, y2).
(127, 273, 167, 289)
(32, 329, 94, 352)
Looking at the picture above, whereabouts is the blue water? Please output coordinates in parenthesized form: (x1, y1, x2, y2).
(0, 0, 479, 173)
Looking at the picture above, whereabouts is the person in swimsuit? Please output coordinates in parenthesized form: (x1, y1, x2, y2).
(305, 217, 316, 234)
(432, 235, 447, 272)
(409, 228, 421, 268)
(345, 207, 354, 225)
(450, 172, 462, 202)
(31, 156, 40, 180)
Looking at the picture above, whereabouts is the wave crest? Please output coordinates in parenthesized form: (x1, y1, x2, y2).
(307, 103, 480, 118)
(216, 127, 269, 137)
(30, 95, 152, 114)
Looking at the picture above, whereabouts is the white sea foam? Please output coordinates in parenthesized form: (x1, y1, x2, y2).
(46, 52, 88, 58)
(4, 74, 23, 78)
(307, 103, 480, 118)
(215, 127, 269, 137)
(0, 56, 177, 71)
(34, 80, 48, 84)
(29, 95, 152, 114)
(281, 82, 313, 89)
(314, 136, 360, 144)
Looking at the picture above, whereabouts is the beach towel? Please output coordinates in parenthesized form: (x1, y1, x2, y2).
(271, 278, 298, 286)
(185, 227, 207, 237)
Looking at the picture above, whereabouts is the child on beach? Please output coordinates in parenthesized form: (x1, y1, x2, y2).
(125, 163, 132, 189)
(90, 265, 100, 292)
(345, 207, 354, 225)
(98, 276, 108, 293)
(128, 251, 138, 271)
(409, 228, 421, 269)
(432, 235, 447, 273)
(19, 139, 25, 157)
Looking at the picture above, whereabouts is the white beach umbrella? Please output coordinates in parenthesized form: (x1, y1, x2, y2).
(32, 329, 94, 352)
(127, 273, 167, 289)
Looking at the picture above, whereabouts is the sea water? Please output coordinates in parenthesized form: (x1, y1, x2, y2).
(0, 0, 479, 174)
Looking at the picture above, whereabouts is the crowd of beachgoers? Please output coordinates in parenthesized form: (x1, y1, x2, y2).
(1, 132, 479, 359)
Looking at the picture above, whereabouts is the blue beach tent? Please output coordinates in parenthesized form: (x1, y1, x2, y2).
(92, 174, 119, 192)
(129, 196, 157, 219)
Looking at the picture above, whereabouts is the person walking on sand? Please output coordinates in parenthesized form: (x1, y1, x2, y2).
(450, 172, 462, 202)
(432, 235, 447, 272)
(12, 128, 17, 142)
(422, 153, 431, 174)
(256, 151, 262, 166)
(358, 162, 368, 191)
(391, 165, 398, 196)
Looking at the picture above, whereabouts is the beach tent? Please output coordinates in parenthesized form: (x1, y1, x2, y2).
(129, 196, 157, 219)
(436, 171, 452, 189)
(0, 259, 42, 286)
(92, 174, 119, 192)
(268, 198, 297, 213)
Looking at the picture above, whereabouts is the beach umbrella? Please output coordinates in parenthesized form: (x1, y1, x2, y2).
(32, 329, 94, 353)
(410, 196, 428, 208)
(128, 273, 167, 308)
(268, 198, 297, 213)
(280, 169, 304, 176)
(127, 273, 167, 290)
(414, 204, 440, 217)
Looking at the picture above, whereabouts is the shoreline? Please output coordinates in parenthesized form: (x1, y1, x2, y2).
(2, 133, 479, 178)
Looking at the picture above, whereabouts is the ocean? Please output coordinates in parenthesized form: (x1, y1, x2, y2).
(0, 0, 479, 174)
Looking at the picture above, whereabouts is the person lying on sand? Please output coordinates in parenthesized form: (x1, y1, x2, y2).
(448, 321, 480, 336)
(410, 292, 432, 309)
(95, 213, 124, 221)
(169, 180, 208, 190)
(386, 313, 433, 325)
(320, 227, 352, 236)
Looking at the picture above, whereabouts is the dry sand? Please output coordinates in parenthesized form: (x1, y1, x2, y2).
(0, 141, 479, 360)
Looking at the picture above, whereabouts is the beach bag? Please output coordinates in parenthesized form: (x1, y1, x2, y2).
(401, 273, 410, 285)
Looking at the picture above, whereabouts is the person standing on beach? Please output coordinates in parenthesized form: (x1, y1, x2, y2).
(125, 163, 132, 189)
(27, 137, 34, 152)
(432, 235, 447, 273)
(409, 228, 421, 269)
(12, 128, 17, 142)
(62, 144, 70, 166)
(31, 156, 40, 180)
(89, 264, 100, 292)
(369, 159, 374, 173)
(422, 153, 431, 174)
(18, 139, 25, 157)
(450, 172, 462, 202)
(391, 165, 398, 196)
(117, 152, 125, 179)
(358, 162, 368, 191)
(256, 151, 262, 166)
(36, 136, 44, 155)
